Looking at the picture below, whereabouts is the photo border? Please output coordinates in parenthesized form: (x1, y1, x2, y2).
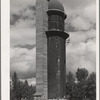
(1, 0, 99, 100)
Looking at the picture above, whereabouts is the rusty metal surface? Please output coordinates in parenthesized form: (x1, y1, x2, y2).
(47, 8, 68, 99)
(48, 36, 66, 99)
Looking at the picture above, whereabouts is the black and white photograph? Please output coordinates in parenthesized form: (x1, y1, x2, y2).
(1, 0, 99, 100)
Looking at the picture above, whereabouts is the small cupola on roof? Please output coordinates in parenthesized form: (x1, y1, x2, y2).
(48, 0, 64, 12)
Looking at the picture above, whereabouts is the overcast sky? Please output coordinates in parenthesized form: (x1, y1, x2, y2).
(10, 0, 96, 85)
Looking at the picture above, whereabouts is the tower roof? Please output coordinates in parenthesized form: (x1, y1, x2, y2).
(48, 0, 64, 12)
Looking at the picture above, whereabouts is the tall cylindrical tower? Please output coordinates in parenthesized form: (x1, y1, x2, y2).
(46, 0, 69, 99)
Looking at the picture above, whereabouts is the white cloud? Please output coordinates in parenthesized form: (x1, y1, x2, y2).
(10, 0, 96, 80)
(61, 0, 95, 9)
(66, 27, 96, 74)
(70, 16, 92, 31)
(27, 78, 36, 86)
(64, 1, 96, 31)
(66, 40, 96, 74)
(69, 29, 96, 44)
(22, 7, 36, 20)
(81, 4, 96, 23)
(20, 78, 36, 86)
(11, 0, 36, 14)
(10, 26, 36, 46)
(10, 47, 36, 79)
(10, 1, 36, 47)
(13, 19, 35, 28)
(10, 0, 36, 79)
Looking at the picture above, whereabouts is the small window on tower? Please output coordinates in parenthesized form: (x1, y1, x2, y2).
(55, 37, 58, 48)
(51, 15, 58, 21)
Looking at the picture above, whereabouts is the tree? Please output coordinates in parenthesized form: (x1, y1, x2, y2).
(71, 83, 81, 100)
(67, 71, 75, 83)
(65, 69, 96, 100)
(25, 80, 28, 86)
(28, 85, 36, 100)
(12, 72, 19, 89)
(66, 72, 75, 99)
(21, 81, 29, 99)
(76, 68, 89, 82)
(86, 72, 96, 100)
(10, 72, 36, 100)
(11, 72, 22, 100)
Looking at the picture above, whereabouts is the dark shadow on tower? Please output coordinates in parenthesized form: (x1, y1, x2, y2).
(46, 0, 69, 99)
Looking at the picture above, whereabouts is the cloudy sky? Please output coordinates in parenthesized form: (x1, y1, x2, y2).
(10, 0, 96, 85)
